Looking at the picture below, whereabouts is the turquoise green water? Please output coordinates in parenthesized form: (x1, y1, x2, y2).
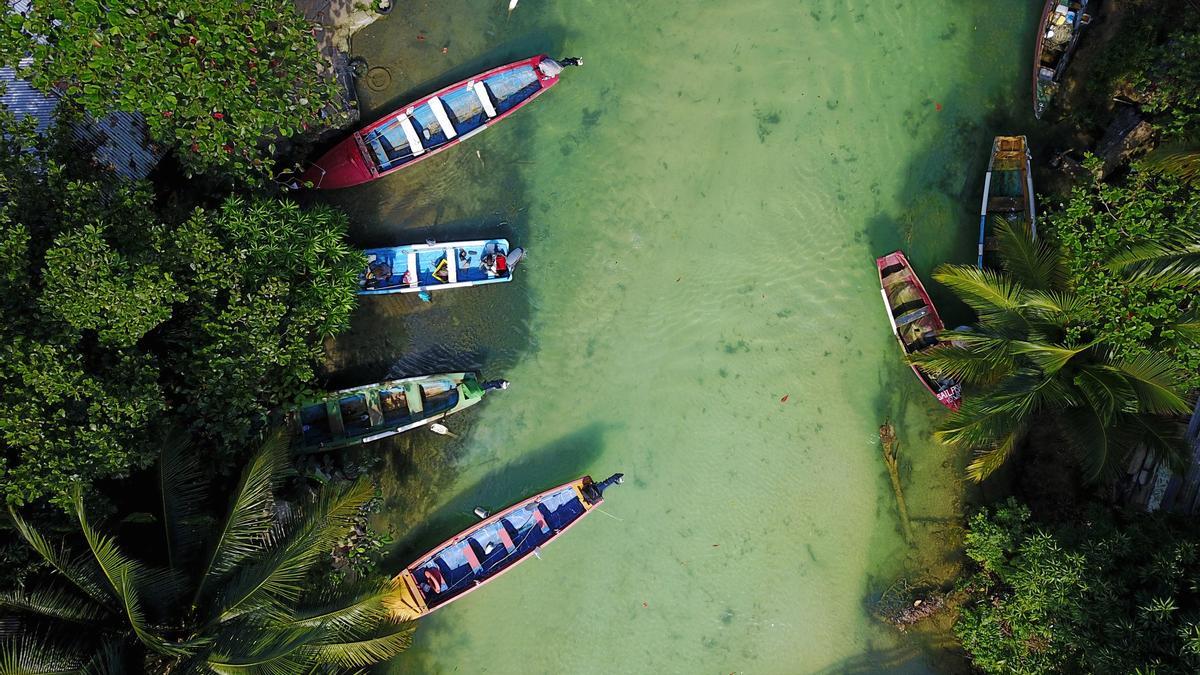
(318, 1, 1038, 672)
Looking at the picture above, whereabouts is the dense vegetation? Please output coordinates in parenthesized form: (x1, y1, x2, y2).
(910, 219, 1195, 482)
(1083, 0, 1200, 138)
(2, 436, 412, 672)
(956, 500, 1200, 674)
(1051, 161, 1200, 388)
(0, 111, 362, 507)
(0, 0, 339, 182)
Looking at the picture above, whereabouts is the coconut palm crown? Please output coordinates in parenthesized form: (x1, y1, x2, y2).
(910, 218, 1194, 482)
(0, 434, 412, 674)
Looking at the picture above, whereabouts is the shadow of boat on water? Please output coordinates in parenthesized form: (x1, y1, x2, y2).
(379, 421, 615, 569)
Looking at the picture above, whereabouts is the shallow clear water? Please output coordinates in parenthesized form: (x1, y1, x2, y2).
(318, 1, 1038, 672)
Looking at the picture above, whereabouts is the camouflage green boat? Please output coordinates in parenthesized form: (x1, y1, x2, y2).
(286, 372, 509, 453)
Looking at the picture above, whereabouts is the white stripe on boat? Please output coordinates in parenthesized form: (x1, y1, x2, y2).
(428, 97, 458, 140)
(881, 288, 901, 338)
(407, 252, 419, 286)
(472, 81, 498, 118)
(399, 115, 425, 155)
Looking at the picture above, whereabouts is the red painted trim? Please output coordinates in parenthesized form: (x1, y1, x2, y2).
(401, 477, 600, 617)
(307, 55, 561, 189)
(876, 251, 962, 411)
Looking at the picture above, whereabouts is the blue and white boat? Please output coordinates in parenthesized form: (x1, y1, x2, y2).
(358, 239, 525, 295)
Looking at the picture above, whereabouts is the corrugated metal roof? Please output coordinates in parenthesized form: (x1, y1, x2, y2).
(1, 66, 164, 180)
(0, 64, 56, 134)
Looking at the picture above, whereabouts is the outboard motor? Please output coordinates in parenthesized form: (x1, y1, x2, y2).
(505, 247, 525, 271)
(482, 379, 510, 392)
(582, 473, 624, 505)
(537, 56, 583, 79)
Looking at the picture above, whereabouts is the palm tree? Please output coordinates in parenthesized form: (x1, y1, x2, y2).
(910, 218, 1194, 482)
(0, 434, 413, 673)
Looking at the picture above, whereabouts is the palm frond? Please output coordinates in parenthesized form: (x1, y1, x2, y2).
(0, 631, 90, 675)
(977, 369, 1076, 421)
(964, 424, 1026, 482)
(0, 585, 109, 624)
(1020, 289, 1087, 326)
(1105, 234, 1200, 290)
(994, 217, 1064, 290)
(6, 509, 115, 609)
(199, 624, 319, 675)
(1123, 414, 1189, 475)
(907, 343, 1014, 385)
(193, 432, 290, 608)
(1143, 143, 1200, 184)
(80, 641, 128, 675)
(1167, 309, 1200, 344)
(288, 581, 394, 633)
(211, 480, 375, 625)
(1011, 340, 1091, 375)
(159, 432, 209, 573)
(71, 490, 193, 658)
(936, 395, 1025, 450)
(305, 623, 415, 669)
(1056, 405, 1122, 482)
(932, 264, 1025, 316)
(1074, 365, 1138, 424)
(1109, 353, 1192, 415)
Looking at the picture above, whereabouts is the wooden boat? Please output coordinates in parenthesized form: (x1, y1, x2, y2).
(359, 239, 525, 295)
(876, 251, 962, 411)
(385, 473, 625, 621)
(285, 372, 508, 453)
(302, 55, 579, 189)
(976, 135, 1037, 269)
(1033, 0, 1091, 119)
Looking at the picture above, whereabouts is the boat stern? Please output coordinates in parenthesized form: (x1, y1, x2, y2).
(302, 136, 374, 189)
(384, 570, 429, 621)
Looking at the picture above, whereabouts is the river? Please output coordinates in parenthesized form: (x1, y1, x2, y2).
(315, 1, 1038, 672)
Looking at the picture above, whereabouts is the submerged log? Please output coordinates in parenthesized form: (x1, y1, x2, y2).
(879, 420, 914, 544)
(872, 578, 948, 631)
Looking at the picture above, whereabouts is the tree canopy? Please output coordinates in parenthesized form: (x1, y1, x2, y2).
(957, 499, 1200, 674)
(0, 0, 339, 182)
(1, 435, 413, 673)
(0, 109, 362, 507)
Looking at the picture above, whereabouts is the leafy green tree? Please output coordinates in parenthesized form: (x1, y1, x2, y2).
(0, 435, 413, 673)
(0, 0, 340, 182)
(910, 219, 1193, 481)
(0, 109, 362, 506)
(1052, 162, 1200, 387)
(1084, 0, 1200, 138)
(164, 198, 364, 451)
(956, 499, 1200, 674)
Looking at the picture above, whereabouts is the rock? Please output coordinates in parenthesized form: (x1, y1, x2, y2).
(1095, 105, 1155, 178)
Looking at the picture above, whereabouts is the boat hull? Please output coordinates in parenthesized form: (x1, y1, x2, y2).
(359, 239, 520, 295)
(977, 135, 1036, 269)
(386, 476, 606, 621)
(876, 251, 962, 411)
(303, 55, 562, 189)
(1032, 0, 1090, 119)
(285, 372, 493, 453)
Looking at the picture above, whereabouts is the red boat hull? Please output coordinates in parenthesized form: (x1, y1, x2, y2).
(303, 55, 561, 189)
(876, 251, 963, 411)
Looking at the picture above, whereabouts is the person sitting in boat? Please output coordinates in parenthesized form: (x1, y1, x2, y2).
(433, 257, 450, 282)
(421, 566, 448, 595)
(481, 253, 498, 277)
(363, 260, 392, 288)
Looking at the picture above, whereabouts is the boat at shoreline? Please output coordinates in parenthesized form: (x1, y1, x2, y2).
(359, 239, 525, 295)
(385, 473, 625, 621)
(976, 135, 1037, 269)
(1033, 0, 1091, 119)
(302, 55, 580, 189)
(285, 372, 508, 453)
(876, 251, 962, 411)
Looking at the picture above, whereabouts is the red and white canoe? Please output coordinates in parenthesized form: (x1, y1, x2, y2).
(302, 55, 577, 189)
(876, 251, 962, 411)
(384, 473, 624, 621)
